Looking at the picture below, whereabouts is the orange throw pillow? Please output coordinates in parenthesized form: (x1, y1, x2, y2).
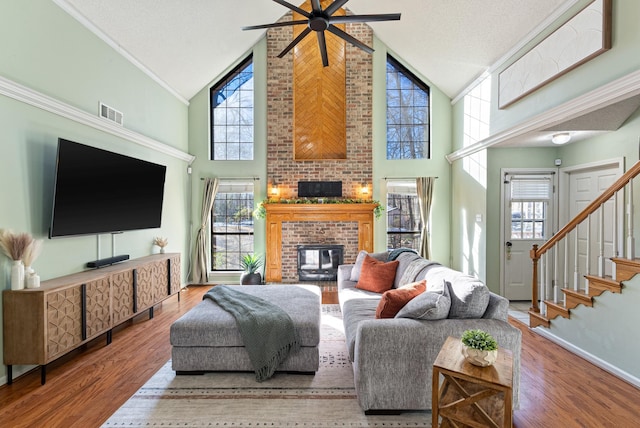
(375, 280, 427, 319)
(355, 255, 399, 293)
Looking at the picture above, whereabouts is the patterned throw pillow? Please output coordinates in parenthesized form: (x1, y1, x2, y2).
(375, 280, 427, 319)
(355, 254, 399, 293)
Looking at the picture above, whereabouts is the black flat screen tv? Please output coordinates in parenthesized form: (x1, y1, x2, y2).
(49, 138, 167, 238)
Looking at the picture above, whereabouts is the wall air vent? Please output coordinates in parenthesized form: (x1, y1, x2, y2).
(99, 102, 124, 126)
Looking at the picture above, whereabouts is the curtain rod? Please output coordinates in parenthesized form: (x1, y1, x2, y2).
(200, 177, 260, 181)
(383, 176, 438, 180)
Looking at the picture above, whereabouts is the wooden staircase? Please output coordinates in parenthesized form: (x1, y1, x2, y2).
(528, 258, 635, 328)
(528, 160, 640, 329)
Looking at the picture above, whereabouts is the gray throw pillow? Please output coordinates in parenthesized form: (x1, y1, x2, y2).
(350, 250, 389, 282)
(395, 282, 451, 320)
(446, 276, 490, 319)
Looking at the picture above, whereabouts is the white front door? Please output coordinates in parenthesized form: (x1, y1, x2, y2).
(501, 171, 556, 301)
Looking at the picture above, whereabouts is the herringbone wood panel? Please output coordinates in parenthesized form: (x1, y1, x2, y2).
(293, 0, 346, 160)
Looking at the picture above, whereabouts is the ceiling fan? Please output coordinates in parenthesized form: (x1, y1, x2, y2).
(242, 0, 401, 67)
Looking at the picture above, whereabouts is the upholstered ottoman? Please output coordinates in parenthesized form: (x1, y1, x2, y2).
(170, 284, 321, 374)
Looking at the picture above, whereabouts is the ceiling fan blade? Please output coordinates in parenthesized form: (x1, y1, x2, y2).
(272, 0, 310, 18)
(329, 13, 401, 24)
(242, 20, 308, 31)
(327, 25, 373, 54)
(311, 0, 323, 13)
(325, 0, 350, 17)
(277, 27, 312, 58)
(317, 31, 329, 67)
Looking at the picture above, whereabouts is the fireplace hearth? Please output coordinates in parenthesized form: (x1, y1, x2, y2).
(297, 244, 344, 281)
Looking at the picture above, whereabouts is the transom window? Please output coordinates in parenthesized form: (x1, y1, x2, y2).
(386, 55, 430, 160)
(211, 181, 255, 270)
(386, 180, 421, 251)
(210, 55, 254, 160)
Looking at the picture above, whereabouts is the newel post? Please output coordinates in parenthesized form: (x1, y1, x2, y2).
(530, 244, 540, 313)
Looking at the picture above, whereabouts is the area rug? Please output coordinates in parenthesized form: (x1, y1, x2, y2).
(102, 305, 431, 427)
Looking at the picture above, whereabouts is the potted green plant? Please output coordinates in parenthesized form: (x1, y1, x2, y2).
(460, 329, 498, 367)
(240, 253, 263, 285)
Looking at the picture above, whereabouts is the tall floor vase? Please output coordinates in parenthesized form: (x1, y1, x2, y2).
(11, 260, 25, 290)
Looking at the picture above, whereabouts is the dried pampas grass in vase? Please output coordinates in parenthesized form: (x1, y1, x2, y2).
(0, 229, 35, 290)
(0, 229, 34, 261)
(153, 236, 169, 254)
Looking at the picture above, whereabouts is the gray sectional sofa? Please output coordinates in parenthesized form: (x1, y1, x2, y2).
(338, 250, 522, 414)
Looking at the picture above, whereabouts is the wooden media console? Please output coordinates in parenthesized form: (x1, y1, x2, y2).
(2, 253, 181, 385)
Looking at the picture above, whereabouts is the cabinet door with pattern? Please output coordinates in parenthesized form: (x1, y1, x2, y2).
(152, 260, 169, 302)
(169, 255, 181, 294)
(135, 264, 155, 312)
(46, 286, 82, 360)
(85, 277, 111, 339)
(112, 270, 134, 325)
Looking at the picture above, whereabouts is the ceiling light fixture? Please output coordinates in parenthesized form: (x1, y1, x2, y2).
(551, 133, 571, 145)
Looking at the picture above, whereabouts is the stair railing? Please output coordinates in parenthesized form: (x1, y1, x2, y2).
(530, 160, 640, 315)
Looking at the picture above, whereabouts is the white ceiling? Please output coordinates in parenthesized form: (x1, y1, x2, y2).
(54, 0, 640, 149)
(57, 0, 568, 101)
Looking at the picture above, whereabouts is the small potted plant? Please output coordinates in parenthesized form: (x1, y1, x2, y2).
(460, 329, 498, 367)
(240, 253, 263, 285)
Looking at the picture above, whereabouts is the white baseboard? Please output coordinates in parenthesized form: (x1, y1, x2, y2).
(533, 327, 640, 389)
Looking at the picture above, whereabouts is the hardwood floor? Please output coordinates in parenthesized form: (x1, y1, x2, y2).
(1, 285, 639, 427)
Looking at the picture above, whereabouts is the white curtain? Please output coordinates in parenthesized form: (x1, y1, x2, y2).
(416, 177, 435, 259)
(192, 178, 219, 284)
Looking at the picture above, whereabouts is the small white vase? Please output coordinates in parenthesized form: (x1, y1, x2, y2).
(159, 247, 166, 254)
(11, 260, 25, 291)
(461, 344, 498, 367)
(26, 272, 41, 289)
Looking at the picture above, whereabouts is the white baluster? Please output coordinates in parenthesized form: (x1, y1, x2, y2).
(598, 205, 605, 277)
(553, 243, 558, 303)
(585, 215, 591, 294)
(627, 179, 635, 260)
(613, 192, 618, 281)
(574, 227, 580, 291)
(563, 237, 569, 306)
(540, 254, 546, 316)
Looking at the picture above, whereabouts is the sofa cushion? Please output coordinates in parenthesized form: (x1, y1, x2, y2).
(395, 281, 451, 320)
(350, 250, 390, 282)
(356, 255, 399, 293)
(392, 252, 424, 289)
(375, 280, 426, 319)
(446, 278, 490, 319)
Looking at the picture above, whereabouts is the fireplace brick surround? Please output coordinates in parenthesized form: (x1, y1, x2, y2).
(265, 14, 374, 281)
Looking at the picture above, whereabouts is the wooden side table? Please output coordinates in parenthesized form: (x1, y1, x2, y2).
(432, 336, 513, 428)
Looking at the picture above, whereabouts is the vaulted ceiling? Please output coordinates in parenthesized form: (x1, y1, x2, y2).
(53, 0, 640, 148)
(56, 0, 567, 101)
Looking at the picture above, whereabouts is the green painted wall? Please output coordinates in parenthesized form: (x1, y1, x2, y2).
(187, 40, 268, 283)
(450, 0, 640, 380)
(0, 0, 190, 383)
(372, 38, 452, 263)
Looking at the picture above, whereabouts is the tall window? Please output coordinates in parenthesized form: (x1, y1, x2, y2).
(210, 55, 254, 160)
(386, 55, 430, 160)
(211, 181, 255, 270)
(386, 180, 421, 251)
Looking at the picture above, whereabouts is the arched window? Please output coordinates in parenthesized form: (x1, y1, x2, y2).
(386, 55, 430, 160)
(210, 55, 254, 160)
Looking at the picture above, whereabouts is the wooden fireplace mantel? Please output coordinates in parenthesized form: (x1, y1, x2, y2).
(264, 203, 377, 282)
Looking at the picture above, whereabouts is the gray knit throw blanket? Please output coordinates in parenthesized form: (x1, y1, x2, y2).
(203, 285, 300, 382)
